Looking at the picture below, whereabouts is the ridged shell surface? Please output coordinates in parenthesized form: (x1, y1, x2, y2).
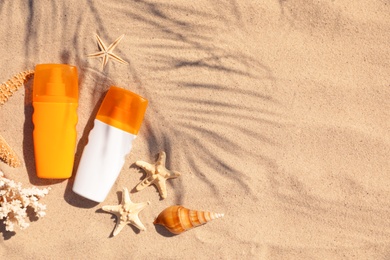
(154, 205, 224, 234)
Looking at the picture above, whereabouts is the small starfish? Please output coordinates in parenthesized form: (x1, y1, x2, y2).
(0, 70, 34, 167)
(135, 151, 181, 199)
(102, 187, 150, 237)
(87, 34, 128, 69)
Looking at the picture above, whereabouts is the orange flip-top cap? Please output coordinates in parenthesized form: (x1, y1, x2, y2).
(33, 64, 78, 103)
(96, 86, 148, 135)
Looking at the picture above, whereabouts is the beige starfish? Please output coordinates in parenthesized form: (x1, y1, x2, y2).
(102, 187, 150, 237)
(0, 70, 34, 167)
(87, 34, 128, 69)
(135, 151, 181, 199)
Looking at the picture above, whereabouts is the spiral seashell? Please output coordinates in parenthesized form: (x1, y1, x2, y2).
(154, 205, 224, 235)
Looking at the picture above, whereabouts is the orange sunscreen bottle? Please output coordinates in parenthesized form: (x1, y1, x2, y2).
(32, 64, 78, 179)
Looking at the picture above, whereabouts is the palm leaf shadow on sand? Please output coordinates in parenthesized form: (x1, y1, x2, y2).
(15, 1, 283, 207)
(4, 0, 390, 253)
(100, 1, 285, 204)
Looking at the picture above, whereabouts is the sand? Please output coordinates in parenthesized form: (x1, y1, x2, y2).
(0, 0, 389, 259)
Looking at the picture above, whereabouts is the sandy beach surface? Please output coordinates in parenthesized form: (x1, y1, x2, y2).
(1, 1, 389, 259)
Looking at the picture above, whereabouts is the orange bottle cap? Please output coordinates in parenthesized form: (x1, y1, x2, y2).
(96, 86, 148, 135)
(33, 64, 78, 103)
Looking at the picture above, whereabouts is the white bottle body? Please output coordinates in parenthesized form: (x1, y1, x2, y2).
(73, 119, 136, 202)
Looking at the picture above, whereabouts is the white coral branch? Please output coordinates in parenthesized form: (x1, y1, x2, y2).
(0, 171, 50, 232)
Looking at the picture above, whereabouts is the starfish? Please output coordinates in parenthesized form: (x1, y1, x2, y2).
(135, 151, 181, 199)
(0, 70, 34, 167)
(87, 34, 128, 69)
(102, 187, 150, 237)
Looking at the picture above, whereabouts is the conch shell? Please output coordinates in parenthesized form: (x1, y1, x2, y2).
(154, 205, 224, 234)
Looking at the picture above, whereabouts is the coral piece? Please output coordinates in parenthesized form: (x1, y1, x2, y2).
(0, 70, 34, 105)
(0, 69, 34, 167)
(135, 151, 181, 199)
(0, 171, 50, 232)
(87, 34, 128, 69)
(102, 187, 150, 237)
(154, 205, 224, 235)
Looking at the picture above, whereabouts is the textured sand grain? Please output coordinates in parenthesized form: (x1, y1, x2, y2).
(0, 1, 389, 259)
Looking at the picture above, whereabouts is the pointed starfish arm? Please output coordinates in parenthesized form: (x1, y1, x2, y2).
(102, 55, 109, 69)
(87, 51, 105, 58)
(112, 221, 127, 237)
(141, 201, 151, 207)
(134, 201, 150, 212)
(135, 160, 155, 173)
(122, 187, 131, 204)
(107, 34, 124, 52)
(131, 201, 149, 230)
(131, 216, 147, 231)
(102, 205, 121, 214)
(168, 170, 182, 178)
(95, 34, 108, 51)
(135, 175, 157, 191)
(157, 151, 167, 166)
(108, 52, 128, 64)
(154, 178, 168, 199)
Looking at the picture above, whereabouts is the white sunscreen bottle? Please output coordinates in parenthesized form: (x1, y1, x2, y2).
(72, 86, 148, 202)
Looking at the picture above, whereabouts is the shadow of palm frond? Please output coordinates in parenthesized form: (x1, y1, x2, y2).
(12, 1, 283, 204)
(96, 1, 284, 202)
